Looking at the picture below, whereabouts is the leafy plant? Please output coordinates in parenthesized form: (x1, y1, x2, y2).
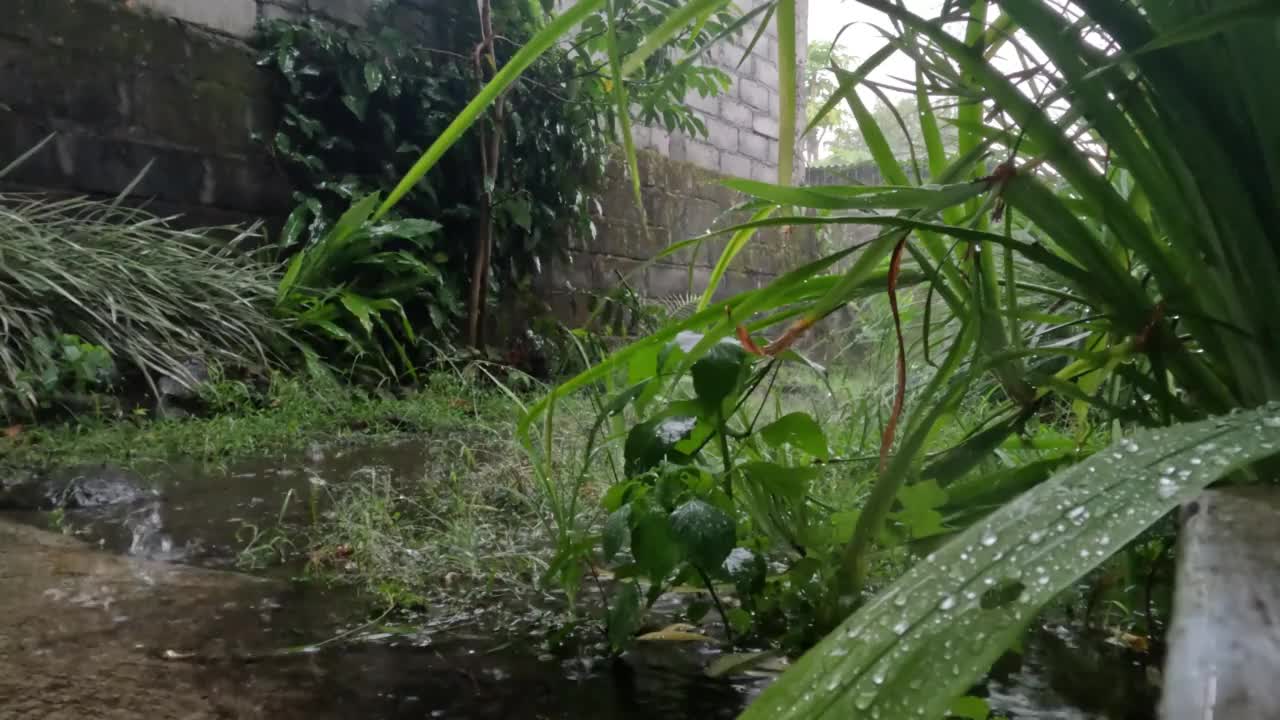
(0, 191, 286, 417)
(395, 0, 1280, 714)
(11, 334, 116, 408)
(273, 194, 455, 380)
(259, 2, 615, 349)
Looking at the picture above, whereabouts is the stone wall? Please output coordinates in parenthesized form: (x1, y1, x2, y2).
(636, 0, 808, 182)
(1, 0, 813, 325)
(1, 0, 290, 221)
(546, 149, 815, 324)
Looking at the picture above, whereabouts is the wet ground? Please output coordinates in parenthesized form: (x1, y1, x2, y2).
(0, 441, 1156, 719)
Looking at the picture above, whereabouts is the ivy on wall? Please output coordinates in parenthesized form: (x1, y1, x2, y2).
(258, 0, 739, 352)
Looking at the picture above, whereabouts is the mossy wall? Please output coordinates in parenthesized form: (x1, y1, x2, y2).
(2, 0, 811, 310)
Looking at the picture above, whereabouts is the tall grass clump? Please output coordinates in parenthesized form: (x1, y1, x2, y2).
(0, 193, 287, 411)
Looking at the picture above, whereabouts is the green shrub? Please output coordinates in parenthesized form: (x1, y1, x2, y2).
(0, 194, 287, 417)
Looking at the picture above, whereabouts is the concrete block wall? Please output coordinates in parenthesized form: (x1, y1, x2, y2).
(1, 0, 290, 221)
(2, 0, 815, 332)
(638, 0, 808, 182)
(548, 149, 816, 325)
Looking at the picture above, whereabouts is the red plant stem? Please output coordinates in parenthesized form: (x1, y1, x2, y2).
(879, 236, 909, 474)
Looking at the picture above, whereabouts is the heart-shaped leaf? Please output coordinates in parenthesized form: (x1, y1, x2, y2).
(624, 415, 697, 476)
(670, 499, 736, 570)
(691, 339, 751, 412)
(760, 412, 831, 459)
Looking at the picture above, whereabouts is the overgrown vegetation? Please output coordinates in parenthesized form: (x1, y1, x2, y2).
(0, 192, 286, 420)
(11, 0, 1280, 717)
(353, 0, 1280, 717)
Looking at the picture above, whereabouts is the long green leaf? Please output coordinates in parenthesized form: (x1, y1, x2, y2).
(375, 0, 603, 218)
(775, 0, 796, 184)
(621, 0, 732, 76)
(723, 179, 986, 211)
(744, 403, 1280, 719)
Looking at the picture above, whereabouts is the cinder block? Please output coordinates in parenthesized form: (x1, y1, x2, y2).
(308, 0, 374, 26)
(751, 160, 779, 183)
(685, 139, 721, 171)
(752, 58, 779, 85)
(134, 0, 256, 37)
(753, 113, 780, 138)
(704, 116, 739, 153)
(721, 98, 753, 128)
(740, 78, 770, 110)
(688, 90, 720, 115)
(720, 152, 751, 179)
(739, 130, 768, 161)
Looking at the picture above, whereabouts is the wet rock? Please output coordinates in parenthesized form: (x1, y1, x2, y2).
(0, 464, 150, 511)
(157, 357, 211, 401)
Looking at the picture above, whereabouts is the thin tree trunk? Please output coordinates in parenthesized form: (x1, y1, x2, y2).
(465, 0, 503, 348)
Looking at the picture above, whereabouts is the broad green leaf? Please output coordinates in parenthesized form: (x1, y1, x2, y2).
(760, 412, 830, 459)
(603, 505, 631, 562)
(276, 252, 306, 305)
(363, 62, 383, 93)
(670, 499, 736, 570)
(339, 292, 377, 336)
(948, 696, 991, 720)
(740, 462, 821, 503)
(624, 415, 697, 476)
(691, 339, 751, 412)
(741, 403, 1280, 720)
(720, 547, 766, 596)
(631, 509, 682, 584)
(893, 479, 949, 540)
(279, 204, 308, 251)
(607, 581, 643, 649)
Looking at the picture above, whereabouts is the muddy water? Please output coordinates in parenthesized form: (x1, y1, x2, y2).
(0, 441, 1153, 719)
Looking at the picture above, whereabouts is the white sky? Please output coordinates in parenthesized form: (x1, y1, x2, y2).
(806, 0, 945, 105)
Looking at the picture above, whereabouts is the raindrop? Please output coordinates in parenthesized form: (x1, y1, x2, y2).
(1037, 575, 1050, 586)
(938, 594, 956, 611)
(1190, 457, 1203, 466)
(872, 672, 885, 686)
(979, 528, 998, 547)
(1157, 476, 1178, 499)
(854, 692, 876, 710)
(1066, 505, 1088, 523)
(893, 594, 908, 608)
(893, 621, 909, 636)
(1122, 439, 1140, 452)
(1028, 530, 1045, 544)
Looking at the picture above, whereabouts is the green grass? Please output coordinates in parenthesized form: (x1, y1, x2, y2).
(1, 372, 517, 470)
(0, 193, 287, 415)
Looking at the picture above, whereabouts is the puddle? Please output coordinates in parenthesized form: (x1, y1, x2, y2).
(0, 441, 1157, 718)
